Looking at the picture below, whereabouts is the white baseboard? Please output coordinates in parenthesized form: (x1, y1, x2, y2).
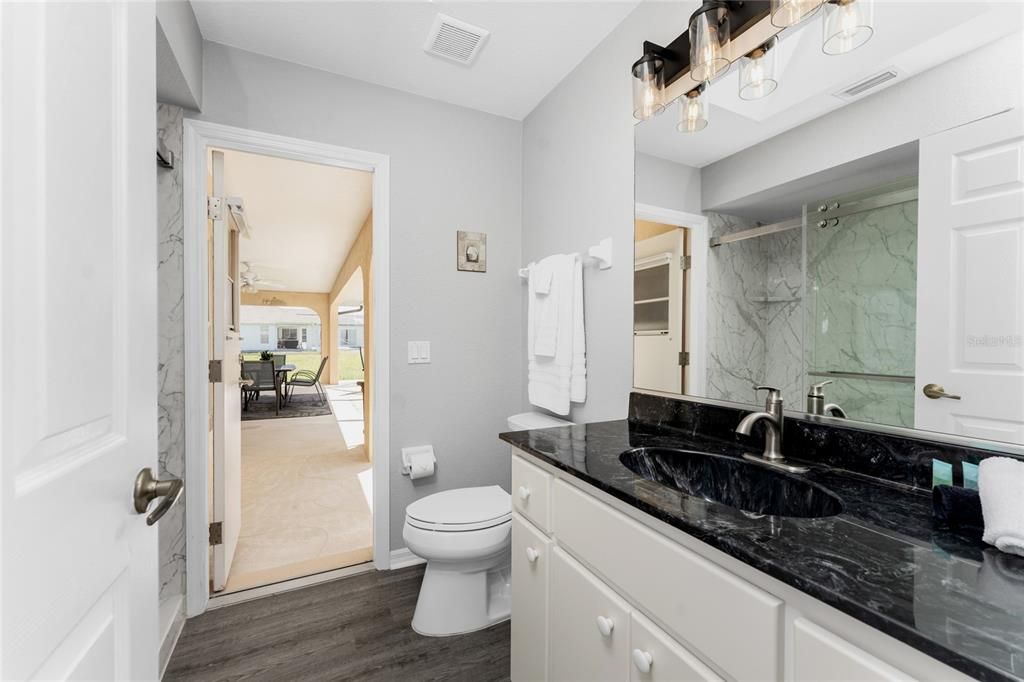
(389, 547, 425, 570)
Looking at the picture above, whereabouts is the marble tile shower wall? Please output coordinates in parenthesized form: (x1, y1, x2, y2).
(805, 199, 918, 428)
(157, 104, 186, 612)
(705, 211, 804, 408)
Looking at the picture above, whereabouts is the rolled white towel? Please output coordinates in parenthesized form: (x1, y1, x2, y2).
(979, 456, 1024, 557)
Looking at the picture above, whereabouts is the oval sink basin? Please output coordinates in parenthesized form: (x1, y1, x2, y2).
(620, 447, 843, 519)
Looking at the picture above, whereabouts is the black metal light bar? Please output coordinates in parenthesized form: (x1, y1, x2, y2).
(640, 0, 771, 88)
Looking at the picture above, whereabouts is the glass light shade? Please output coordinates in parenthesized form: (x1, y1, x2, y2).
(770, 0, 824, 27)
(738, 42, 778, 100)
(631, 55, 665, 120)
(677, 89, 709, 133)
(822, 0, 874, 55)
(689, 5, 731, 82)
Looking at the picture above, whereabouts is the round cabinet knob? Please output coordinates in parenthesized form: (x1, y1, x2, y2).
(525, 547, 539, 563)
(517, 486, 531, 501)
(595, 616, 614, 637)
(632, 649, 654, 674)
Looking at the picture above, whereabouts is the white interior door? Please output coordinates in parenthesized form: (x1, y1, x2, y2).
(1, 2, 161, 679)
(634, 230, 687, 394)
(916, 108, 1024, 444)
(210, 150, 243, 592)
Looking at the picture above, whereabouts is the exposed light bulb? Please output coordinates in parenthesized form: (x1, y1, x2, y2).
(677, 87, 708, 133)
(822, 0, 874, 55)
(739, 40, 778, 101)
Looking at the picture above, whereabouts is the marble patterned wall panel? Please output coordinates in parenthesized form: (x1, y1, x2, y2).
(157, 103, 186, 607)
(806, 196, 918, 427)
(760, 228, 805, 407)
(706, 212, 766, 406)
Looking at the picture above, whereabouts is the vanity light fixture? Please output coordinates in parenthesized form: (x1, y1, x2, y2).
(822, 0, 874, 55)
(689, 1, 732, 82)
(677, 84, 709, 133)
(738, 37, 779, 100)
(631, 52, 666, 121)
(770, 0, 824, 28)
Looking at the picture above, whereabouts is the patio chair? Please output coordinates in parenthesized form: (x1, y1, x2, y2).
(241, 360, 282, 415)
(271, 354, 285, 369)
(286, 356, 329, 405)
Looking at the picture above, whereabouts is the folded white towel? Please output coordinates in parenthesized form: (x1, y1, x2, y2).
(529, 256, 568, 358)
(527, 253, 586, 415)
(979, 456, 1024, 557)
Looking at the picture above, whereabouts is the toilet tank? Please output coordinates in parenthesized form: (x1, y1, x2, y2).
(507, 411, 573, 431)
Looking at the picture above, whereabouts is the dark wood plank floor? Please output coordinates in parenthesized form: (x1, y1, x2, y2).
(164, 566, 510, 682)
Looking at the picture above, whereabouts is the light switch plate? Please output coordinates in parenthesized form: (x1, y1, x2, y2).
(408, 341, 431, 364)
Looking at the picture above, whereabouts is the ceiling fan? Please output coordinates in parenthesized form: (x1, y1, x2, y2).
(240, 261, 287, 293)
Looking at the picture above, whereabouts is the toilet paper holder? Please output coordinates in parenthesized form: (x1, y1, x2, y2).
(401, 445, 437, 479)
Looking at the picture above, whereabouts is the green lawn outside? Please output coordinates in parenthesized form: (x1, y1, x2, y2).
(241, 349, 364, 381)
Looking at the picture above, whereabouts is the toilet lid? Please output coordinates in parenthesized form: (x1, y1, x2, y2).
(406, 486, 511, 531)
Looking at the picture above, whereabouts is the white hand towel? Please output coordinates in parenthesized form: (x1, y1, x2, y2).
(529, 256, 566, 358)
(979, 456, 1024, 557)
(570, 255, 586, 403)
(527, 253, 581, 415)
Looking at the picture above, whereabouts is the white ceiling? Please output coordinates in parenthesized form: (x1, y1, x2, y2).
(191, 0, 640, 120)
(636, 2, 1024, 168)
(222, 149, 372, 293)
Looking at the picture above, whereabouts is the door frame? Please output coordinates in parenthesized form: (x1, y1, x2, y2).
(182, 119, 391, 616)
(634, 203, 709, 397)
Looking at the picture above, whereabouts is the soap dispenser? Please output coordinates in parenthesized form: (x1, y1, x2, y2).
(807, 380, 847, 418)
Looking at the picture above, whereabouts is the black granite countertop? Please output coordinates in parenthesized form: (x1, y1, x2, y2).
(500, 414, 1024, 682)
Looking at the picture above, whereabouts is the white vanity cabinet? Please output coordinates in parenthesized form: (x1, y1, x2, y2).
(509, 450, 971, 682)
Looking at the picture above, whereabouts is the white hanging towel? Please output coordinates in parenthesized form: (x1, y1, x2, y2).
(528, 253, 586, 415)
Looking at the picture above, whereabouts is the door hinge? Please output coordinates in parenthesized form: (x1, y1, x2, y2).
(207, 196, 224, 221)
(680, 255, 692, 271)
(208, 359, 222, 383)
(209, 522, 223, 546)
(679, 351, 690, 366)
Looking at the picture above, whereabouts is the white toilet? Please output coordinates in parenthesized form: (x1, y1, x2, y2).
(403, 411, 572, 636)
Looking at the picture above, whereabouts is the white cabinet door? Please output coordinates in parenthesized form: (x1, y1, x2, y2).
(512, 515, 551, 682)
(792, 618, 915, 682)
(549, 548, 630, 682)
(629, 611, 723, 682)
(916, 108, 1024, 443)
(1, 2, 159, 679)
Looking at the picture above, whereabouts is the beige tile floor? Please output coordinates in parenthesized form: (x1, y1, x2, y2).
(225, 383, 372, 593)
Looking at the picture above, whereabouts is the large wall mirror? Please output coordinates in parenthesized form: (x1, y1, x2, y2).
(633, 2, 1024, 446)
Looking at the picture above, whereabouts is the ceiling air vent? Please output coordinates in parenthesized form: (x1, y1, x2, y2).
(424, 14, 490, 65)
(834, 68, 901, 101)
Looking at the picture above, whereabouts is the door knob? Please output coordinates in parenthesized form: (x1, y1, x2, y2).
(525, 547, 539, 563)
(133, 468, 184, 526)
(923, 383, 961, 400)
(595, 616, 614, 637)
(632, 649, 654, 673)
(518, 485, 531, 501)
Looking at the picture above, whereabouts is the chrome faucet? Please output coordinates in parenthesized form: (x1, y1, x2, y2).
(736, 386, 808, 474)
(806, 380, 847, 418)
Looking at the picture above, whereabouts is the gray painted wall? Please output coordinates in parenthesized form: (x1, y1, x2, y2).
(156, 1, 203, 110)
(521, 3, 693, 423)
(702, 33, 1024, 211)
(192, 42, 524, 551)
(635, 153, 701, 214)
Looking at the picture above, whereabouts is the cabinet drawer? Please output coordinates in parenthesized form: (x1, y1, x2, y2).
(630, 611, 723, 682)
(793, 618, 915, 682)
(512, 514, 551, 682)
(512, 454, 552, 532)
(549, 547, 631, 682)
(553, 480, 782, 682)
